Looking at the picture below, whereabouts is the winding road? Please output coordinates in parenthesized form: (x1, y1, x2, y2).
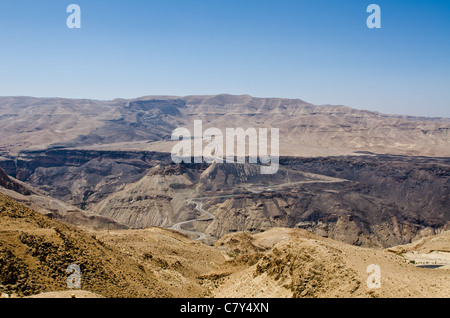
(170, 167, 350, 241)
(170, 199, 215, 241)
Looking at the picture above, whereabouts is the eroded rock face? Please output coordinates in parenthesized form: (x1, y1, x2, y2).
(281, 155, 450, 229)
(91, 165, 198, 228)
(202, 156, 449, 247)
(0, 167, 31, 195)
(2, 151, 448, 248)
(0, 166, 129, 231)
(0, 150, 172, 209)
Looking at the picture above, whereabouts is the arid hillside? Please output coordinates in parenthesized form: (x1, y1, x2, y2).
(1, 192, 448, 298)
(208, 228, 450, 298)
(386, 230, 450, 269)
(0, 192, 224, 298)
(0, 94, 448, 299)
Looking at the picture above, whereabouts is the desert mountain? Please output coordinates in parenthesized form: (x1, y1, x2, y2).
(1, 150, 448, 248)
(0, 94, 448, 251)
(1, 95, 449, 157)
(91, 164, 198, 228)
(87, 156, 449, 248)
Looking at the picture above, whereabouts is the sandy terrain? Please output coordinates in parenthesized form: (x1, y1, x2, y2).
(209, 228, 450, 298)
(26, 290, 103, 298)
(1, 192, 448, 298)
(386, 230, 450, 269)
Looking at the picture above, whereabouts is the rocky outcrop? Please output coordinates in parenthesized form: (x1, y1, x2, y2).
(201, 156, 449, 247)
(0, 150, 172, 209)
(0, 193, 169, 298)
(281, 155, 450, 229)
(5, 151, 446, 248)
(0, 165, 128, 231)
(210, 228, 450, 298)
(0, 167, 31, 195)
(91, 165, 198, 228)
(0, 148, 448, 248)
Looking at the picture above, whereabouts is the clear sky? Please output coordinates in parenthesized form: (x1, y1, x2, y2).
(0, 0, 449, 117)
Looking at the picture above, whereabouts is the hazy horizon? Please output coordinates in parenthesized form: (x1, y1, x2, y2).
(0, 0, 449, 117)
(1, 93, 449, 119)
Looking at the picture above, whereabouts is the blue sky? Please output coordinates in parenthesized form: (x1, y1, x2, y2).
(0, 0, 449, 117)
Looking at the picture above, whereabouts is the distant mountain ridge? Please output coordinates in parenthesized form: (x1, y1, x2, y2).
(0, 94, 449, 157)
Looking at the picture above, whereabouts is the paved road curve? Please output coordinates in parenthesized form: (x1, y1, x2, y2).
(170, 199, 214, 241)
(169, 167, 350, 241)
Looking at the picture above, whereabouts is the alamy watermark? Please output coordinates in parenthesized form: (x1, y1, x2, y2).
(66, 264, 82, 289)
(366, 264, 381, 289)
(171, 120, 279, 175)
(367, 4, 381, 29)
(67, 4, 81, 29)
(65, 4, 379, 30)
